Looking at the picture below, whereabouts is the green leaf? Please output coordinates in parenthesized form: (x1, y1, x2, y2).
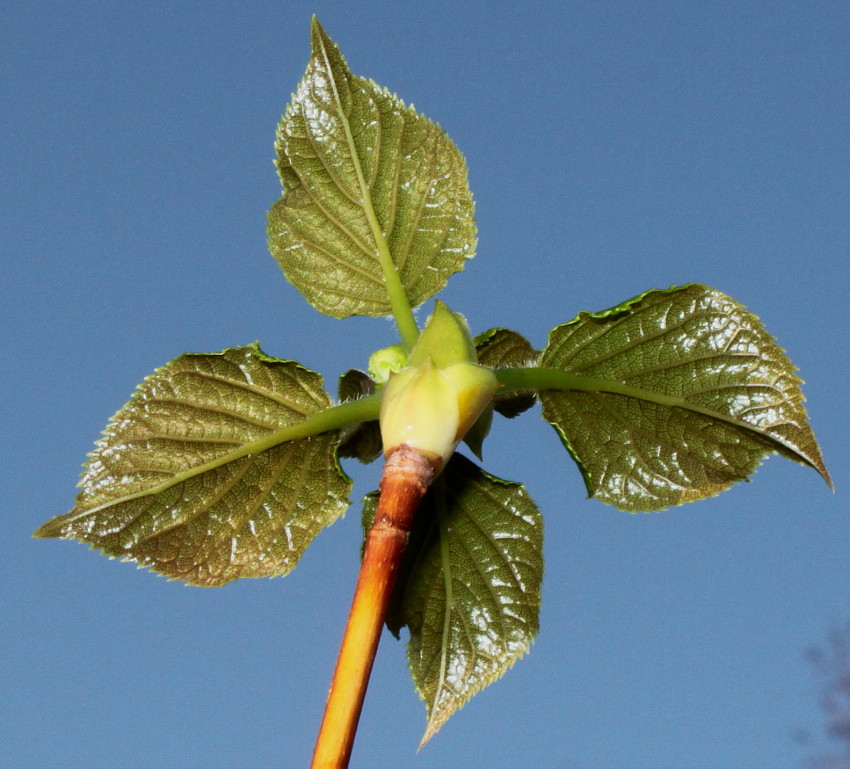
(371, 454, 543, 745)
(475, 328, 538, 369)
(267, 18, 476, 325)
(536, 284, 831, 511)
(337, 369, 382, 464)
(461, 405, 493, 460)
(475, 327, 539, 417)
(35, 344, 355, 586)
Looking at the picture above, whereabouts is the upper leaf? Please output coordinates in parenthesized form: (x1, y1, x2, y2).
(538, 284, 830, 511)
(35, 345, 352, 586)
(268, 19, 476, 318)
(370, 454, 543, 745)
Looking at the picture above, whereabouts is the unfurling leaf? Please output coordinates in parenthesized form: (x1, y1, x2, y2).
(337, 369, 382, 464)
(538, 284, 831, 511)
(35, 345, 351, 586)
(366, 454, 543, 745)
(475, 327, 539, 418)
(267, 19, 476, 318)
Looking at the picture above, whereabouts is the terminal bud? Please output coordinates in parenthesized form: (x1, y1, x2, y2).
(379, 302, 498, 470)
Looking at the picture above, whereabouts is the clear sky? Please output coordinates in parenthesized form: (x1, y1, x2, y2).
(3, 2, 848, 768)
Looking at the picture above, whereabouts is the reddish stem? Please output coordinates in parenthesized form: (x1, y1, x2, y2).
(309, 446, 435, 769)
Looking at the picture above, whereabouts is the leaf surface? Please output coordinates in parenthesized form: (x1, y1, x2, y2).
(538, 284, 830, 511)
(35, 345, 352, 586)
(475, 327, 539, 417)
(367, 454, 543, 745)
(337, 369, 382, 464)
(268, 19, 476, 318)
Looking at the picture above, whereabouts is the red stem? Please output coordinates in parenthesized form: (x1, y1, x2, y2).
(309, 446, 435, 769)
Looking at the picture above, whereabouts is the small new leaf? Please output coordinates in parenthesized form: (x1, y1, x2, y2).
(35, 345, 352, 586)
(538, 284, 830, 511)
(268, 19, 476, 319)
(379, 454, 544, 745)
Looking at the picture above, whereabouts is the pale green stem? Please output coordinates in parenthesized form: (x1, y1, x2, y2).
(358, 193, 420, 350)
(495, 366, 740, 414)
(495, 365, 749, 416)
(494, 367, 679, 401)
(194, 392, 382, 468)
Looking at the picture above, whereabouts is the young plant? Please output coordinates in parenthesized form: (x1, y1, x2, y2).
(35, 18, 831, 769)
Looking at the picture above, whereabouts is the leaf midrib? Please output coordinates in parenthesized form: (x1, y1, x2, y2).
(36, 395, 381, 536)
(312, 25, 418, 346)
(495, 367, 824, 476)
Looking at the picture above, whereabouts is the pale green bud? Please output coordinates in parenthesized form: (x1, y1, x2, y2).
(440, 362, 498, 446)
(379, 301, 498, 469)
(408, 301, 477, 370)
(368, 344, 408, 384)
(380, 358, 460, 464)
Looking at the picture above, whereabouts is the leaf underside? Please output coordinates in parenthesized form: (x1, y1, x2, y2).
(268, 20, 476, 318)
(366, 454, 543, 746)
(337, 369, 382, 464)
(475, 327, 539, 417)
(35, 345, 351, 586)
(539, 284, 830, 512)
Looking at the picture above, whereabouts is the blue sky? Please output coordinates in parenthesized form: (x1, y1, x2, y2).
(3, 2, 848, 767)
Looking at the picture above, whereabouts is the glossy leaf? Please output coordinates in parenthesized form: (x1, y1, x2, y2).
(475, 327, 539, 418)
(538, 284, 830, 511)
(366, 454, 543, 745)
(35, 345, 352, 586)
(267, 19, 476, 319)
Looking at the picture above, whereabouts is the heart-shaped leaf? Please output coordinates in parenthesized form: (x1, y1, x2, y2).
(365, 454, 543, 745)
(35, 344, 355, 586)
(537, 284, 831, 511)
(267, 18, 476, 319)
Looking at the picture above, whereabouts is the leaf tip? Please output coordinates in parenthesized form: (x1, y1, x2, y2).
(819, 463, 834, 492)
(417, 708, 451, 751)
(32, 518, 62, 539)
(416, 730, 435, 752)
(310, 14, 333, 55)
